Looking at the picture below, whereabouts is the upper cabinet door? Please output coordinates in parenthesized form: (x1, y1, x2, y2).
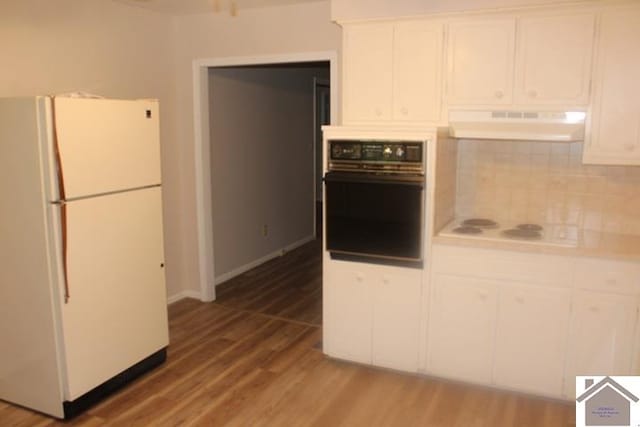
(343, 23, 394, 122)
(447, 19, 516, 105)
(54, 97, 161, 199)
(393, 21, 444, 122)
(583, 6, 640, 165)
(514, 13, 595, 106)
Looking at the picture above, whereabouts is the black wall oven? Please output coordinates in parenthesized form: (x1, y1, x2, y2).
(324, 139, 426, 268)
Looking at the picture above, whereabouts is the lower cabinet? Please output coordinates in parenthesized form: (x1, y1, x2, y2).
(428, 273, 571, 397)
(323, 259, 422, 372)
(428, 275, 497, 383)
(427, 244, 640, 400)
(324, 244, 640, 399)
(563, 290, 638, 398)
(323, 260, 372, 365)
(493, 285, 571, 396)
(372, 266, 422, 371)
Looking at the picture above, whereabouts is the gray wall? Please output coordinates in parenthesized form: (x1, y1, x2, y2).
(209, 64, 328, 280)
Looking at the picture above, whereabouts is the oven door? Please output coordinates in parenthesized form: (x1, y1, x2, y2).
(323, 171, 424, 267)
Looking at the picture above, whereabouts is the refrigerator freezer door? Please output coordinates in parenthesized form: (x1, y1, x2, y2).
(59, 187, 168, 400)
(0, 97, 65, 417)
(53, 97, 161, 199)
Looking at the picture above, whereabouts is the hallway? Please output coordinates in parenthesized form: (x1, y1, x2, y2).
(214, 238, 322, 326)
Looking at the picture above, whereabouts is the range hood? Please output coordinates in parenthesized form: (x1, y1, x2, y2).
(448, 110, 586, 142)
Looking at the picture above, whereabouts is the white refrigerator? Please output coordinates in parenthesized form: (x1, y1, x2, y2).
(0, 96, 169, 419)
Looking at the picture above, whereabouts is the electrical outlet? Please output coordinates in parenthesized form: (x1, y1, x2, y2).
(262, 224, 268, 237)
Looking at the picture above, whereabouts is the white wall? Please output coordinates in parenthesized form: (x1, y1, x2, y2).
(331, 0, 584, 21)
(209, 65, 328, 280)
(170, 1, 341, 298)
(0, 0, 187, 299)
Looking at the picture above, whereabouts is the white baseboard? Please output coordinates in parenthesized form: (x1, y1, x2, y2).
(214, 234, 316, 286)
(167, 289, 202, 305)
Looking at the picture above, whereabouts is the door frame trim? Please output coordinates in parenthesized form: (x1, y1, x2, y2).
(192, 51, 339, 301)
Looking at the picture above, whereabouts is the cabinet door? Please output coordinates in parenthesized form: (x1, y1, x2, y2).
(323, 260, 372, 364)
(494, 285, 571, 397)
(584, 6, 640, 165)
(393, 21, 444, 122)
(564, 291, 638, 398)
(447, 19, 515, 105)
(343, 23, 394, 123)
(514, 13, 595, 106)
(372, 266, 422, 372)
(427, 274, 497, 384)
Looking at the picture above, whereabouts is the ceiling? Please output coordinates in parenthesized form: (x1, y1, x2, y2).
(112, 0, 324, 15)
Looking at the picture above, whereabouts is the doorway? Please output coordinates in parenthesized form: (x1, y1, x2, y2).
(192, 52, 338, 302)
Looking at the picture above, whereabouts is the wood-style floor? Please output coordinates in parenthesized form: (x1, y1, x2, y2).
(1, 239, 576, 426)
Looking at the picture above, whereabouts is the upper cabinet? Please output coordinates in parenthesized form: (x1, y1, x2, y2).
(514, 13, 595, 106)
(447, 19, 516, 105)
(447, 13, 595, 108)
(343, 23, 394, 123)
(342, 20, 444, 124)
(583, 5, 640, 165)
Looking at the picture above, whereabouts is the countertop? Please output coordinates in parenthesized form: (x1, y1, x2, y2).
(433, 229, 640, 263)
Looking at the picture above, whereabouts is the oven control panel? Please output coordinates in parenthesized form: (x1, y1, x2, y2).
(328, 140, 424, 173)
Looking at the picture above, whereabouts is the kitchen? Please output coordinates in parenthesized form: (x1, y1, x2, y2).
(1, 0, 639, 425)
(325, 0, 640, 399)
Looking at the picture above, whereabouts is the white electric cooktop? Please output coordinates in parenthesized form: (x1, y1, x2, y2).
(438, 218, 579, 248)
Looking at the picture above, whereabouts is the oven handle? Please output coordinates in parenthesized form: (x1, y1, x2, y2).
(323, 171, 424, 187)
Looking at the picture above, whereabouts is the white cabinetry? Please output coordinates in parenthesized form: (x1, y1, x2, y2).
(342, 23, 394, 123)
(447, 13, 594, 108)
(584, 5, 640, 165)
(447, 19, 515, 105)
(428, 244, 640, 400)
(372, 266, 422, 371)
(428, 275, 497, 383)
(563, 257, 640, 397)
(514, 13, 594, 106)
(323, 260, 372, 364)
(564, 291, 638, 398)
(493, 285, 571, 396)
(342, 20, 444, 124)
(393, 21, 444, 123)
(427, 245, 573, 397)
(323, 259, 422, 372)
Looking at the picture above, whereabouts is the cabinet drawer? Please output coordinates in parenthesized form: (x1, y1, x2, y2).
(574, 258, 640, 295)
(432, 244, 573, 286)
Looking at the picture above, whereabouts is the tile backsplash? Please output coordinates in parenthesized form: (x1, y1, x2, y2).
(433, 135, 458, 232)
(455, 140, 640, 235)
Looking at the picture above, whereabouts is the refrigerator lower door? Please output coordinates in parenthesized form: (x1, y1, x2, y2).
(59, 187, 168, 400)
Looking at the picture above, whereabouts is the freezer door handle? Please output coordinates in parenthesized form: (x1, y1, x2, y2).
(52, 98, 70, 304)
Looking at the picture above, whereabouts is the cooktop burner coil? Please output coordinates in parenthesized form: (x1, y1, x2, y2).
(461, 218, 499, 228)
(502, 228, 543, 240)
(452, 226, 483, 235)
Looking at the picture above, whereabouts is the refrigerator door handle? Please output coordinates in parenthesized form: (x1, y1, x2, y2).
(52, 97, 70, 304)
(60, 203, 70, 304)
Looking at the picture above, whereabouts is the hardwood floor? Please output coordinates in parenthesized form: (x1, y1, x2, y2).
(214, 238, 322, 326)
(1, 239, 576, 426)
